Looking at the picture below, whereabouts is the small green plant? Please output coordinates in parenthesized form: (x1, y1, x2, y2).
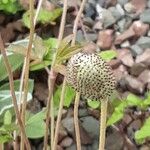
(0, 0, 22, 14)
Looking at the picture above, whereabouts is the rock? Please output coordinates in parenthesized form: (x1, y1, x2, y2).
(108, 59, 122, 69)
(117, 18, 126, 32)
(140, 9, 150, 23)
(88, 108, 100, 119)
(62, 117, 74, 136)
(148, 0, 150, 8)
(60, 137, 73, 148)
(117, 0, 128, 6)
(34, 82, 48, 105)
(85, 3, 96, 18)
(121, 40, 130, 48)
(97, 29, 114, 49)
(123, 75, 145, 94)
(114, 65, 128, 82)
(105, 0, 117, 7)
(138, 70, 150, 84)
(122, 114, 132, 124)
(83, 17, 95, 27)
(106, 128, 123, 150)
(56, 145, 63, 150)
(130, 44, 143, 56)
(91, 139, 99, 150)
(79, 123, 93, 144)
(58, 126, 68, 143)
(131, 0, 147, 13)
(65, 144, 87, 150)
(76, 30, 84, 42)
(86, 33, 98, 42)
(130, 63, 146, 76)
(80, 116, 99, 139)
(79, 109, 88, 117)
(120, 51, 134, 67)
(132, 21, 149, 37)
(148, 30, 150, 36)
(124, 2, 135, 13)
(140, 145, 150, 150)
(93, 21, 103, 30)
(101, 8, 116, 28)
(136, 36, 150, 49)
(136, 49, 150, 66)
(115, 27, 135, 45)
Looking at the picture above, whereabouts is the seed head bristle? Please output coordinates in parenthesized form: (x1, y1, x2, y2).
(66, 52, 116, 100)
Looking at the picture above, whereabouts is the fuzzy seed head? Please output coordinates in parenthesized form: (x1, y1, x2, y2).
(66, 52, 116, 100)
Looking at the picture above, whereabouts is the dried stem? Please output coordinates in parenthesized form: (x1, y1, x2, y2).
(43, 0, 68, 149)
(72, 0, 87, 149)
(99, 100, 108, 150)
(74, 92, 81, 150)
(0, 34, 31, 150)
(53, 79, 67, 150)
(20, 0, 35, 149)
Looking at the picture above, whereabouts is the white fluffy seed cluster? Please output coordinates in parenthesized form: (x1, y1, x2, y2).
(66, 52, 116, 100)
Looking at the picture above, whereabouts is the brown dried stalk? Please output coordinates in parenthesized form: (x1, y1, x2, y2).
(43, 0, 68, 149)
(0, 34, 31, 150)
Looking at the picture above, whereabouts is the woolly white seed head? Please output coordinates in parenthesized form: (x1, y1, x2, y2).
(66, 52, 116, 100)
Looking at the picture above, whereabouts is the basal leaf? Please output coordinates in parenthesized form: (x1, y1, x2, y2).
(4, 110, 12, 125)
(22, 8, 62, 28)
(0, 53, 24, 82)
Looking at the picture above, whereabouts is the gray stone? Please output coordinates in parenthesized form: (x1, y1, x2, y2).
(130, 44, 143, 56)
(130, 63, 146, 76)
(79, 108, 88, 117)
(140, 9, 150, 23)
(116, 4, 125, 16)
(136, 49, 150, 66)
(66, 144, 87, 150)
(136, 36, 150, 49)
(148, 0, 150, 8)
(80, 116, 99, 139)
(60, 137, 73, 148)
(86, 33, 98, 42)
(101, 9, 116, 28)
(62, 117, 74, 135)
(148, 30, 150, 36)
(109, 7, 122, 21)
(76, 30, 85, 42)
(124, 3, 135, 13)
(123, 75, 145, 94)
(121, 40, 130, 48)
(117, 0, 128, 6)
(138, 70, 150, 84)
(117, 18, 126, 32)
(106, 128, 123, 150)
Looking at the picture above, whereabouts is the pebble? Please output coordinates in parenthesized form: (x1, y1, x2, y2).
(138, 70, 150, 84)
(130, 44, 143, 56)
(121, 40, 130, 48)
(140, 9, 150, 23)
(60, 137, 73, 148)
(123, 75, 145, 94)
(117, 0, 128, 6)
(130, 63, 146, 76)
(97, 29, 114, 49)
(136, 36, 150, 49)
(80, 116, 99, 139)
(124, 3, 135, 13)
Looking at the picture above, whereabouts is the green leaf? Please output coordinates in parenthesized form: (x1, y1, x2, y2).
(25, 109, 46, 138)
(0, 53, 24, 82)
(0, 79, 34, 93)
(0, 90, 32, 117)
(99, 50, 117, 61)
(87, 100, 100, 109)
(135, 117, 150, 143)
(107, 102, 127, 126)
(22, 8, 62, 28)
(54, 85, 75, 108)
(126, 94, 142, 107)
(4, 110, 12, 125)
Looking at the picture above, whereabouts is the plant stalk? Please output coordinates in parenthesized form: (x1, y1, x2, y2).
(99, 100, 108, 150)
(74, 92, 81, 150)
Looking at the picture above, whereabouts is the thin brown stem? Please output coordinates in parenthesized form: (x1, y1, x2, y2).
(0, 34, 31, 150)
(53, 79, 67, 150)
(43, 0, 68, 149)
(74, 92, 81, 150)
(99, 100, 108, 150)
(71, 0, 87, 149)
(20, 0, 35, 149)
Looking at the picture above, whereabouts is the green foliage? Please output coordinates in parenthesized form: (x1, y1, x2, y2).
(99, 50, 117, 61)
(22, 8, 62, 28)
(54, 84, 75, 108)
(0, 0, 22, 14)
(135, 117, 150, 144)
(0, 53, 24, 82)
(25, 109, 46, 138)
(87, 100, 100, 109)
